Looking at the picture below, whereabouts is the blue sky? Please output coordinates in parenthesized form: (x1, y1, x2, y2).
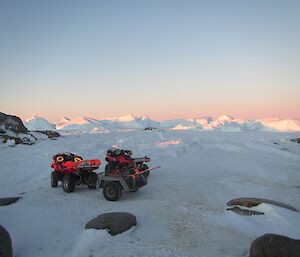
(1, 0, 299, 122)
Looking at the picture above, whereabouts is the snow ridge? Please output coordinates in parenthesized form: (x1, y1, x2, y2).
(25, 114, 300, 132)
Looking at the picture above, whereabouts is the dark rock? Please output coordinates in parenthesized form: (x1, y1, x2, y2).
(0, 112, 28, 134)
(85, 212, 136, 235)
(0, 225, 12, 257)
(0, 197, 21, 206)
(291, 138, 300, 143)
(250, 234, 300, 257)
(226, 206, 264, 216)
(144, 127, 158, 131)
(35, 130, 60, 138)
(227, 197, 299, 212)
(0, 134, 35, 145)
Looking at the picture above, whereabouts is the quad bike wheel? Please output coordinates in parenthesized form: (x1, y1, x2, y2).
(103, 182, 122, 201)
(51, 171, 59, 187)
(87, 172, 98, 189)
(62, 175, 75, 193)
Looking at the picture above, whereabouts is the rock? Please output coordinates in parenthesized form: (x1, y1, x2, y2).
(0, 197, 21, 206)
(250, 234, 300, 257)
(227, 197, 299, 212)
(85, 212, 136, 235)
(0, 225, 12, 257)
(0, 134, 35, 145)
(0, 112, 37, 145)
(144, 127, 158, 131)
(35, 130, 60, 139)
(0, 112, 28, 134)
(226, 206, 264, 216)
(291, 138, 300, 143)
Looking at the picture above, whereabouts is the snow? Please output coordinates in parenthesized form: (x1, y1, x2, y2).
(24, 115, 56, 131)
(259, 118, 300, 132)
(0, 130, 299, 257)
(25, 114, 300, 132)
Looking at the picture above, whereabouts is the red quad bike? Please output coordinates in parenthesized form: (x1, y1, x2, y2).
(51, 153, 101, 193)
(98, 148, 160, 201)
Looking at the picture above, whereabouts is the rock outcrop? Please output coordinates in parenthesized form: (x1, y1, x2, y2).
(227, 197, 299, 212)
(250, 234, 300, 257)
(0, 197, 21, 206)
(0, 112, 60, 145)
(0, 112, 28, 133)
(0, 225, 12, 257)
(85, 212, 137, 235)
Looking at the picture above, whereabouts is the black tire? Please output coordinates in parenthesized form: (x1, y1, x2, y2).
(87, 172, 98, 189)
(62, 175, 75, 193)
(103, 182, 122, 201)
(51, 171, 59, 187)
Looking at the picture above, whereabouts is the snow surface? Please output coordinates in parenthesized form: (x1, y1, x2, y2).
(0, 130, 300, 257)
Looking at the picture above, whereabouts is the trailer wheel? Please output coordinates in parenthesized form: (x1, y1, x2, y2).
(103, 182, 122, 201)
(87, 172, 98, 189)
(51, 171, 59, 187)
(62, 175, 75, 193)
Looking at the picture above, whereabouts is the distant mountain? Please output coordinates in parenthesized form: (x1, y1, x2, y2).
(56, 116, 112, 130)
(24, 115, 56, 131)
(25, 114, 300, 132)
(258, 118, 300, 132)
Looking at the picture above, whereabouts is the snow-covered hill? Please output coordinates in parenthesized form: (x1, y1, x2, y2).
(24, 115, 56, 131)
(259, 118, 300, 132)
(25, 114, 300, 132)
(0, 130, 300, 257)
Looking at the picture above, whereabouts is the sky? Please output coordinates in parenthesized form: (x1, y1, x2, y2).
(0, 0, 299, 122)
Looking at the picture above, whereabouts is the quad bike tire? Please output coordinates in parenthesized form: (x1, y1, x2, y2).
(51, 171, 59, 187)
(62, 175, 75, 193)
(103, 182, 122, 201)
(87, 172, 98, 189)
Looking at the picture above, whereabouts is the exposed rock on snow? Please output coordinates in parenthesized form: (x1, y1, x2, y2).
(85, 212, 137, 235)
(227, 198, 299, 212)
(0, 112, 28, 133)
(25, 115, 55, 131)
(34, 130, 60, 139)
(0, 113, 61, 146)
(291, 138, 300, 143)
(226, 206, 264, 216)
(144, 127, 160, 131)
(250, 234, 300, 257)
(0, 225, 12, 257)
(0, 197, 21, 206)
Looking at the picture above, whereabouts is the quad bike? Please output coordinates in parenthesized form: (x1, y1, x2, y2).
(99, 148, 160, 201)
(51, 153, 101, 193)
